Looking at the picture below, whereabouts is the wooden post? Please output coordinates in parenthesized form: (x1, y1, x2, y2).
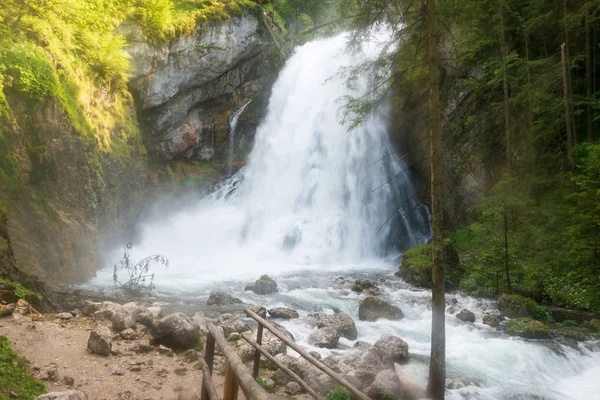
(252, 324, 263, 378)
(224, 365, 240, 400)
(242, 332, 321, 400)
(201, 332, 216, 400)
(198, 358, 219, 400)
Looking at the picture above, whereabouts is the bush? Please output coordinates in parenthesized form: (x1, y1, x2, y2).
(0, 46, 57, 100)
(326, 386, 352, 400)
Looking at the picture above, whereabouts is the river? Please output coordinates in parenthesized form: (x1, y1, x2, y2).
(89, 33, 600, 400)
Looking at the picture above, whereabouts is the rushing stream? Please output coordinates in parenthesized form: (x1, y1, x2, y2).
(90, 33, 600, 399)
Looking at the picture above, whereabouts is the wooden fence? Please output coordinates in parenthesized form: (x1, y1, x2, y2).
(200, 308, 370, 400)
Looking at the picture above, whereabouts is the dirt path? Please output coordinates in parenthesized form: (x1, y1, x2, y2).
(0, 312, 231, 400)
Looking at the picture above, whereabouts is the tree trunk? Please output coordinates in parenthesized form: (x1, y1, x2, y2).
(562, 43, 575, 166)
(503, 209, 511, 293)
(425, 0, 445, 399)
(586, 5, 593, 142)
(564, 0, 577, 142)
(500, 3, 512, 171)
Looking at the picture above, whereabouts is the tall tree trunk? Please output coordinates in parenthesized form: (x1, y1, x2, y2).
(586, 5, 593, 142)
(500, 3, 512, 170)
(503, 209, 511, 293)
(425, 0, 445, 399)
(562, 43, 575, 166)
(564, 0, 577, 142)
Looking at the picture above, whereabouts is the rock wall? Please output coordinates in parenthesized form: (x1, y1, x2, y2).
(126, 14, 267, 162)
(2, 96, 147, 285)
(391, 65, 499, 231)
(1, 13, 271, 286)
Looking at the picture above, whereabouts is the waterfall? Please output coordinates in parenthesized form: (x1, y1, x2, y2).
(90, 33, 600, 400)
(96, 32, 430, 286)
(227, 101, 251, 176)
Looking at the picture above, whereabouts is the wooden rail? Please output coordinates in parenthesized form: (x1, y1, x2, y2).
(201, 323, 274, 400)
(199, 310, 371, 400)
(244, 308, 371, 400)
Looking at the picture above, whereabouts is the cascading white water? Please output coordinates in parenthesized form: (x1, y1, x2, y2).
(91, 33, 600, 400)
(95, 32, 430, 289)
(227, 101, 251, 176)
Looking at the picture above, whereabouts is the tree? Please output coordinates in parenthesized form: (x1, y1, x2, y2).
(425, 0, 445, 398)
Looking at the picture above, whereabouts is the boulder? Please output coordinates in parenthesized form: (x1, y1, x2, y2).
(35, 391, 88, 400)
(273, 322, 295, 341)
(87, 325, 112, 356)
(351, 279, 378, 294)
(374, 334, 409, 363)
(93, 302, 124, 321)
(353, 347, 394, 387)
(272, 369, 292, 386)
(366, 369, 404, 400)
(456, 309, 475, 323)
(207, 291, 243, 306)
(112, 312, 135, 332)
(314, 313, 357, 340)
(284, 381, 303, 395)
(192, 311, 207, 332)
(245, 275, 278, 295)
(308, 327, 340, 349)
(81, 300, 102, 316)
(132, 307, 154, 327)
(151, 312, 201, 350)
(56, 312, 73, 320)
(248, 305, 267, 318)
(398, 371, 427, 400)
(497, 294, 538, 318)
(482, 314, 504, 328)
(119, 328, 140, 340)
(34, 363, 60, 381)
(147, 306, 163, 320)
(216, 313, 251, 337)
(268, 307, 299, 319)
(288, 358, 337, 394)
(262, 328, 290, 356)
(505, 318, 550, 339)
(0, 303, 16, 317)
(358, 297, 404, 321)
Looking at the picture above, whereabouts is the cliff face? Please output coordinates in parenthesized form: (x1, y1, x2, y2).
(0, 13, 270, 286)
(391, 65, 498, 231)
(127, 14, 266, 162)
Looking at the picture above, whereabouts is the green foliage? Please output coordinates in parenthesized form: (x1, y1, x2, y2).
(0, 278, 43, 303)
(505, 318, 550, 339)
(0, 46, 58, 100)
(396, 242, 463, 290)
(195, 331, 206, 350)
(0, 336, 46, 400)
(256, 377, 277, 393)
(133, 0, 259, 44)
(260, 359, 279, 371)
(326, 386, 352, 400)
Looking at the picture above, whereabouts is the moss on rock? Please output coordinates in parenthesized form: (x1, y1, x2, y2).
(497, 294, 539, 318)
(505, 318, 550, 339)
(351, 279, 377, 293)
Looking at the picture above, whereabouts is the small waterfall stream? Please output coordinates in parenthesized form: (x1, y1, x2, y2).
(227, 101, 251, 176)
(90, 33, 600, 399)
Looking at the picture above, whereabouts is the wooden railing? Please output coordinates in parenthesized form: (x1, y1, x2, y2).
(200, 308, 371, 400)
